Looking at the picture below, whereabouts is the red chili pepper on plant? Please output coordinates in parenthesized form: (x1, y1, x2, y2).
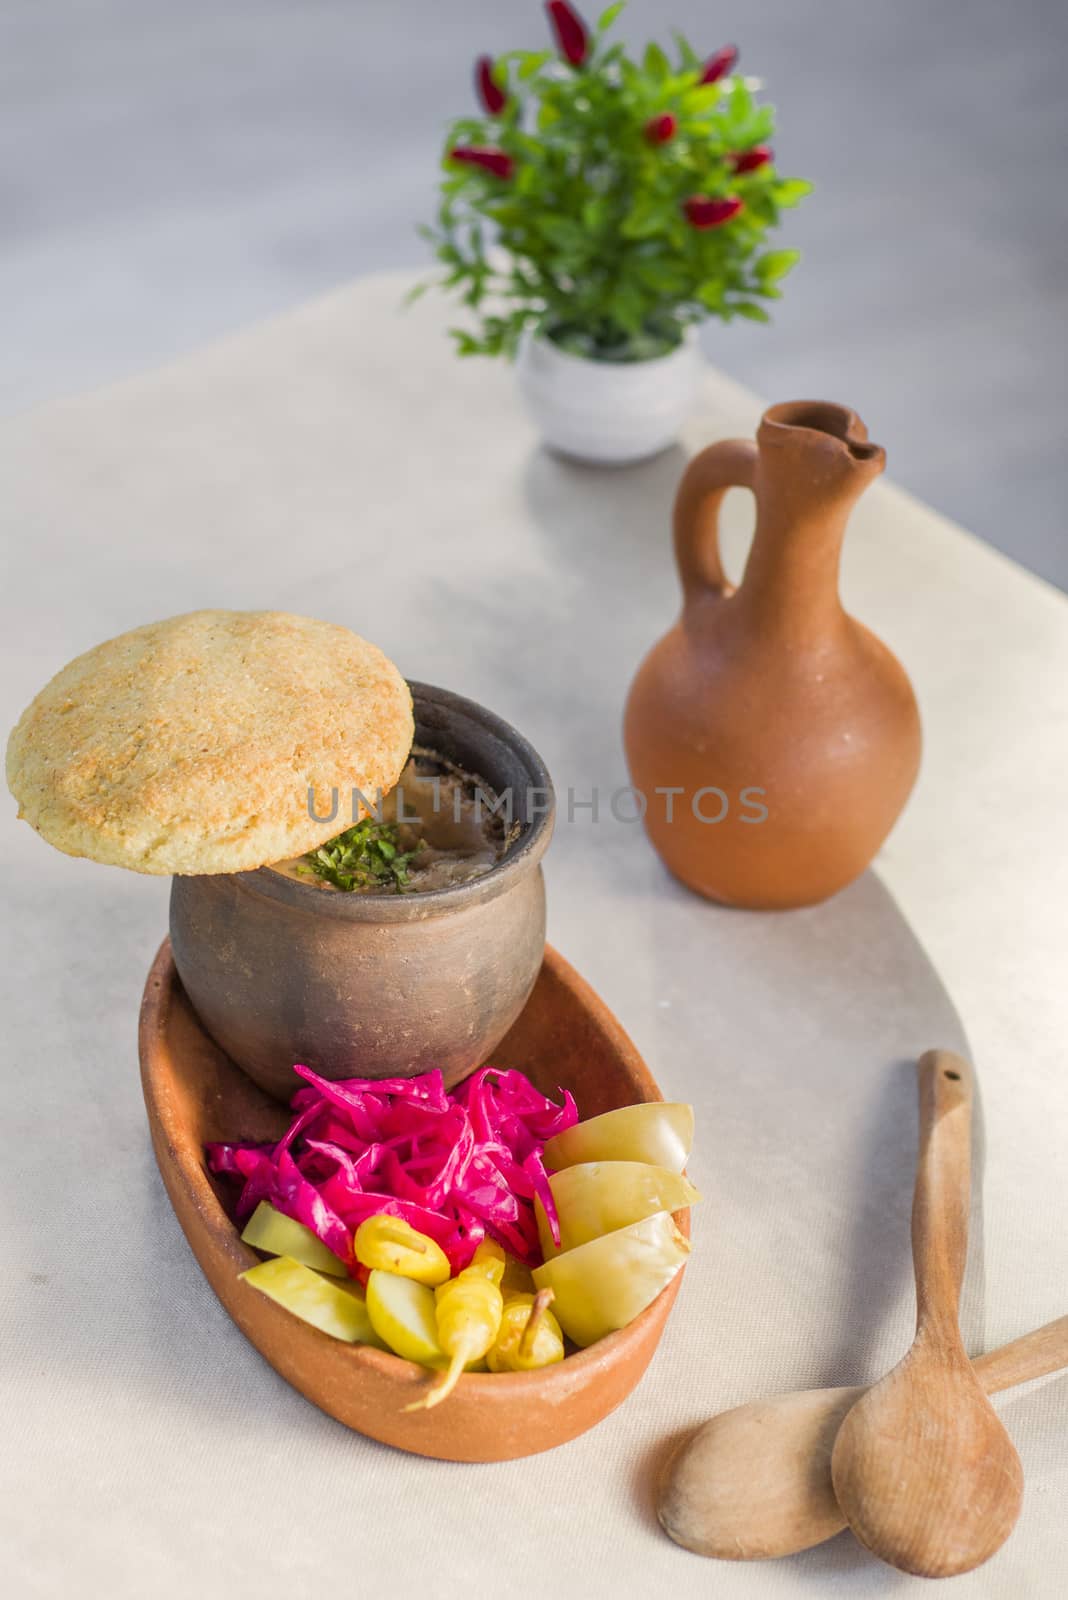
(448, 145, 515, 180)
(683, 195, 744, 229)
(730, 145, 772, 174)
(700, 45, 738, 84)
(644, 113, 677, 146)
(546, 1, 589, 67)
(475, 55, 507, 116)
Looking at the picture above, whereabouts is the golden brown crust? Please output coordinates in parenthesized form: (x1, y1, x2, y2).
(5, 610, 413, 875)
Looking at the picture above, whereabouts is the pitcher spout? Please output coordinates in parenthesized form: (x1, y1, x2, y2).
(758, 400, 886, 486)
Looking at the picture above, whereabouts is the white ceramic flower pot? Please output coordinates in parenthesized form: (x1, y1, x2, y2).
(515, 329, 702, 466)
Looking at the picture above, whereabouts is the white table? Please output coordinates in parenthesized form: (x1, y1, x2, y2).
(2, 272, 1066, 1599)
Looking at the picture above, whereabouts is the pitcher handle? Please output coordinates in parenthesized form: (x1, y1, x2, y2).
(673, 438, 758, 603)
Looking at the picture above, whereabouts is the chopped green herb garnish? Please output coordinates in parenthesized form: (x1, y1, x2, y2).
(300, 818, 419, 893)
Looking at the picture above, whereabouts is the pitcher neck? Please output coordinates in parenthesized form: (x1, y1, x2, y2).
(736, 402, 886, 642)
(739, 488, 851, 639)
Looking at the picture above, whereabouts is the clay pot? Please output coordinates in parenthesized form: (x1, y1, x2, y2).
(623, 401, 922, 908)
(170, 683, 554, 1099)
(140, 938, 688, 1462)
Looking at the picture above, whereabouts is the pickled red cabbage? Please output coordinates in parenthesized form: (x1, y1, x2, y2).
(206, 1065, 576, 1275)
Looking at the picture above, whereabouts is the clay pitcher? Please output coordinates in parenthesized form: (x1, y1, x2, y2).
(623, 401, 921, 908)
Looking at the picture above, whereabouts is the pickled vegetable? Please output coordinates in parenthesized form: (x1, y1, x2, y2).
(467, 1238, 506, 1285)
(535, 1161, 701, 1258)
(208, 1064, 576, 1276)
(407, 1265, 504, 1410)
(486, 1290, 565, 1372)
(240, 1200, 348, 1276)
(531, 1210, 690, 1348)
(354, 1215, 451, 1286)
(240, 1255, 387, 1346)
(499, 1253, 536, 1298)
(542, 1102, 694, 1174)
(365, 1270, 445, 1366)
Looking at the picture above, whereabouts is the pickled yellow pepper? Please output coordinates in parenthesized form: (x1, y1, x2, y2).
(487, 1289, 565, 1372)
(354, 1215, 450, 1286)
(466, 1238, 506, 1285)
(406, 1241, 505, 1410)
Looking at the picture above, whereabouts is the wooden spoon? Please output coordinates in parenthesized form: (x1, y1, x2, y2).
(657, 1313, 1068, 1560)
(830, 1049, 1024, 1577)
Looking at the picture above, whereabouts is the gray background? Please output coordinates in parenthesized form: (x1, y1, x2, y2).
(3, 0, 1066, 586)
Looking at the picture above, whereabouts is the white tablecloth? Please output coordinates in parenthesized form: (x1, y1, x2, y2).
(2, 272, 1066, 1598)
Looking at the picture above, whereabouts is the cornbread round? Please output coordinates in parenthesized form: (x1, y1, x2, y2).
(5, 610, 414, 875)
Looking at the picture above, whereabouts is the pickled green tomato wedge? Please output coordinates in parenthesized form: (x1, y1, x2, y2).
(541, 1103, 694, 1174)
(531, 1211, 690, 1348)
(240, 1256, 388, 1346)
(534, 1161, 701, 1259)
(240, 1200, 348, 1276)
(365, 1270, 446, 1366)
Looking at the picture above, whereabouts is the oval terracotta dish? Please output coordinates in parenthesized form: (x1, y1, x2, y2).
(139, 938, 689, 1462)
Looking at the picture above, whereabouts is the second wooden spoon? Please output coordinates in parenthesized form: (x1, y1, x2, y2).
(831, 1049, 1024, 1577)
(657, 1313, 1068, 1560)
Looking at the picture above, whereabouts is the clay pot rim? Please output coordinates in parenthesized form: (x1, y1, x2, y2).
(232, 681, 555, 922)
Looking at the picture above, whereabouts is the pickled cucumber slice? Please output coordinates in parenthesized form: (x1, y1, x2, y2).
(531, 1211, 690, 1348)
(365, 1269, 446, 1367)
(535, 1161, 700, 1258)
(240, 1255, 387, 1346)
(240, 1200, 348, 1276)
(542, 1102, 693, 1174)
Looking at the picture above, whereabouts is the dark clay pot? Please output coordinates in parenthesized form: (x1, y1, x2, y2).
(169, 683, 554, 1100)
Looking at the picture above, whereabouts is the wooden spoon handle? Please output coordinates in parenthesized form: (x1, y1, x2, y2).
(975, 1315, 1068, 1393)
(911, 1049, 974, 1340)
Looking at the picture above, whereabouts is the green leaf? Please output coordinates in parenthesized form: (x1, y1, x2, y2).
(732, 301, 771, 322)
(772, 178, 813, 207)
(696, 280, 726, 311)
(621, 196, 670, 239)
(582, 196, 612, 232)
(643, 41, 670, 80)
(518, 49, 554, 81)
(537, 215, 588, 250)
(634, 257, 690, 293)
(608, 282, 646, 335)
(596, 1, 626, 30)
(672, 31, 702, 72)
(755, 248, 800, 281)
(451, 329, 483, 357)
(680, 83, 725, 116)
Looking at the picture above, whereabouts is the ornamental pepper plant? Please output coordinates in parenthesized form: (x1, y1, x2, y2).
(421, 1, 811, 362)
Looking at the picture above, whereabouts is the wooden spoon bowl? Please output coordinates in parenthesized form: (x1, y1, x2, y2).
(139, 938, 689, 1462)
